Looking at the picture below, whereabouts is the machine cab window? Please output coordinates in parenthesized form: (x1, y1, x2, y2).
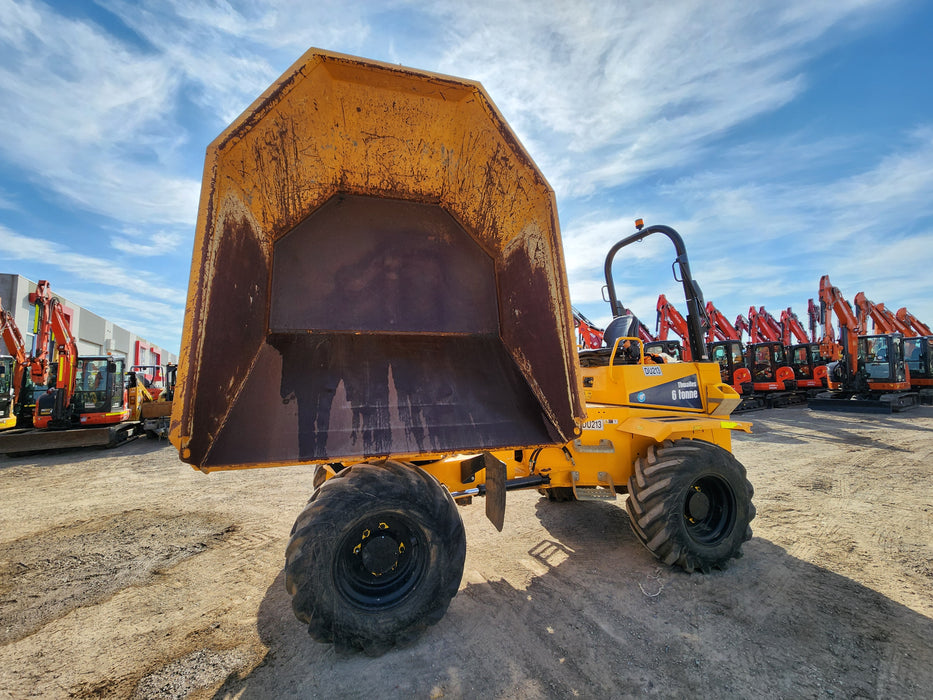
(860, 336, 896, 380)
(74, 357, 126, 412)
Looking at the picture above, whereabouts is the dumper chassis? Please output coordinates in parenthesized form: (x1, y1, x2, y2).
(170, 49, 756, 654)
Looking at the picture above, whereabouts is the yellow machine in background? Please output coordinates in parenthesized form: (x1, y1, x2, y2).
(171, 49, 755, 655)
(0, 355, 15, 430)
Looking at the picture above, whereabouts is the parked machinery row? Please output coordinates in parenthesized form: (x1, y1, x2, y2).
(573, 276, 931, 413)
(0, 282, 176, 453)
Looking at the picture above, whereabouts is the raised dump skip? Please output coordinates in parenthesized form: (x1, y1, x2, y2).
(171, 49, 585, 471)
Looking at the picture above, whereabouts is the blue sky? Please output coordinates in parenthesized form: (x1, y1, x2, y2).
(1, 0, 931, 353)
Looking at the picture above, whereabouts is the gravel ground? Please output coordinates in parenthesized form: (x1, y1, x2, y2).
(0, 404, 931, 699)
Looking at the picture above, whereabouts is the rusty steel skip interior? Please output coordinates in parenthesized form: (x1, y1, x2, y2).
(170, 49, 585, 471)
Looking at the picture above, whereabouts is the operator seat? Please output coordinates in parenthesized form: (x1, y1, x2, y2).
(602, 313, 641, 349)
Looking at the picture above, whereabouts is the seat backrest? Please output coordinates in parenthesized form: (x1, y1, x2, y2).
(602, 314, 640, 349)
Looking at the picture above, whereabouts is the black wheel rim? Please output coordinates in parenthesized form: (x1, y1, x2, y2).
(682, 474, 736, 545)
(335, 513, 427, 610)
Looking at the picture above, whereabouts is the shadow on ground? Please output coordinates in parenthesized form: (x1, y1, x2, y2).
(214, 496, 933, 699)
(735, 404, 932, 450)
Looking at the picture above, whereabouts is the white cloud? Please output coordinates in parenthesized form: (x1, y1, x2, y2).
(574, 125, 933, 327)
(109, 227, 185, 257)
(414, 0, 900, 197)
(98, 0, 377, 124)
(0, 0, 200, 226)
(0, 224, 185, 349)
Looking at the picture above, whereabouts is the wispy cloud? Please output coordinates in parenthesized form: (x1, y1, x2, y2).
(0, 0, 925, 352)
(0, 0, 200, 226)
(415, 0, 900, 197)
(109, 226, 186, 257)
(0, 223, 185, 348)
(98, 0, 377, 124)
(574, 123, 933, 327)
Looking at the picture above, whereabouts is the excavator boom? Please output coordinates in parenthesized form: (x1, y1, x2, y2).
(896, 308, 932, 337)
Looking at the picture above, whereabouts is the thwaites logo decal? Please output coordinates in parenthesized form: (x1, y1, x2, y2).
(630, 374, 703, 409)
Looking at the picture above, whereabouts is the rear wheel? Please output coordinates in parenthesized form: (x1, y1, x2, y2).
(285, 461, 465, 654)
(626, 439, 754, 573)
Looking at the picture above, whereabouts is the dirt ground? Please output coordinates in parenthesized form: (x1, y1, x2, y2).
(0, 405, 931, 699)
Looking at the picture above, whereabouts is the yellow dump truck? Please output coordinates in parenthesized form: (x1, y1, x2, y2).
(171, 48, 754, 655)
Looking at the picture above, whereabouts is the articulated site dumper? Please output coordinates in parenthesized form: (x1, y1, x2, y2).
(171, 49, 755, 654)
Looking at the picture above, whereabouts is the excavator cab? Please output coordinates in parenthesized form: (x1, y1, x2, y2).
(788, 343, 825, 379)
(708, 340, 752, 394)
(73, 357, 125, 415)
(36, 356, 129, 428)
(903, 337, 932, 381)
(904, 336, 933, 403)
(644, 339, 684, 361)
(745, 341, 796, 392)
(858, 335, 908, 385)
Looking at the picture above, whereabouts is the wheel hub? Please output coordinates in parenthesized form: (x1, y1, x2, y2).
(336, 514, 425, 610)
(686, 487, 711, 521)
(361, 535, 402, 575)
(683, 474, 737, 545)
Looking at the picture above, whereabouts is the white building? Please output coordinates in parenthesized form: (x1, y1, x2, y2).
(0, 273, 178, 367)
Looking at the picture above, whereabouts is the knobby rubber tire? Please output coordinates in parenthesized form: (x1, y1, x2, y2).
(285, 461, 465, 654)
(625, 439, 755, 573)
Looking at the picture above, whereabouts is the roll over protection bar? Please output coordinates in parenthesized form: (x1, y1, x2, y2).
(603, 224, 709, 362)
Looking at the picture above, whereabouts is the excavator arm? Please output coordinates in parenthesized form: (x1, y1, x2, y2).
(807, 298, 823, 343)
(896, 308, 932, 337)
(705, 302, 740, 343)
(818, 275, 859, 373)
(28, 281, 79, 413)
(780, 308, 811, 347)
(572, 307, 604, 350)
(755, 307, 783, 343)
(655, 294, 694, 360)
(854, 293, 912, 336)
(734, 314, 749, 342)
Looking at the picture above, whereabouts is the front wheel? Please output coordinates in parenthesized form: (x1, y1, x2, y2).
(625, 439, 755, 573)
(285, 461, 465, 654)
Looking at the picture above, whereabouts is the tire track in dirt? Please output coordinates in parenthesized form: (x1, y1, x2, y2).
(0, 509, 236, 645)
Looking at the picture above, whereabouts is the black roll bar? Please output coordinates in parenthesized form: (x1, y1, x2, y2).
(603, 224, 709, 362)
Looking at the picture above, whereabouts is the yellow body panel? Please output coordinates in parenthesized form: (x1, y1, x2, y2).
(413, 354, 750, 495)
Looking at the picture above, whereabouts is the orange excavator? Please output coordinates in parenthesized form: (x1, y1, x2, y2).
(1, 297, 29, 430)
(653, 293, 691, 360)
(853, 293, 932, 400)
(28, 281, 79, 428)
(745, 306, 797, 396)
(811, 276, 916, 412)
(29, 281, 132, 430)
(705, 301, 753, 398)
(571, 306, 655, 352)
(781, 307, 828, 392)
(0, 282, 139, 453)
(894, 307, 933, 403)
(573, 307, 604, 350)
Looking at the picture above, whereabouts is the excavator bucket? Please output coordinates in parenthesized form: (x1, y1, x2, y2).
(171, 49, 585, 471)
